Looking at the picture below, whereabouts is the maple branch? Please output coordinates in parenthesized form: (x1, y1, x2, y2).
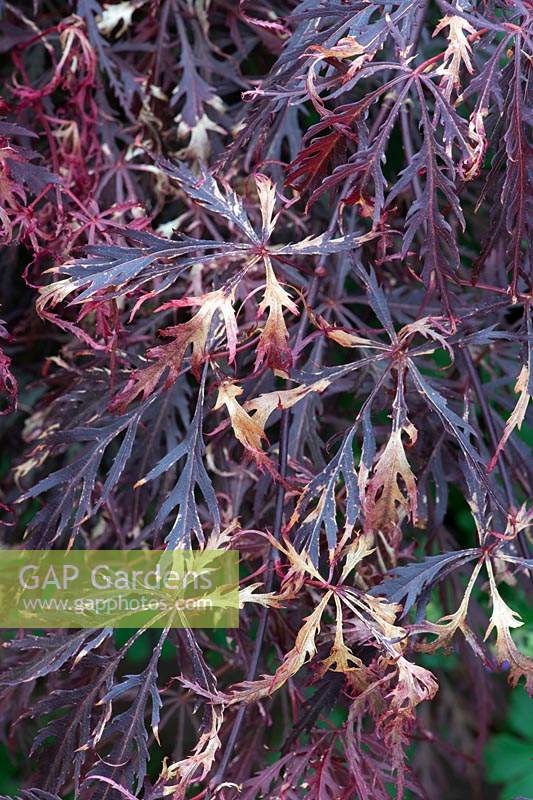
(4, 2, 532, 794)
(209, 408, 290, 794)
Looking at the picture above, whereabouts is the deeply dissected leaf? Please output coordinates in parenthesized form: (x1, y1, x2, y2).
(485, 561, 533, 693)
(214, 378, 330, 473)
(1, 1, 532, 798)
(114, 287, 238, 407)
(488, 309, 532, 472)
(87, 631, 166, 794)
(363, 371, 417, 537)
(408, 362, 485, 473)
(16, 402, 149, 545)
(225, 590, 333, 704)
(0, 629, 111, 686)
(135, 370, 219, 548)
(291, 426, 361, 565)
(19, 660, 117, 792)
(371, 549, 481, 617)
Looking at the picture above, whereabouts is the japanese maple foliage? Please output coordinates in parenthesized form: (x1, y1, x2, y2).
(0, 0, 531, 799)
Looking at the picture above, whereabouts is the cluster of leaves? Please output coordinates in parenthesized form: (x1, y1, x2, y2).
(0, 0, 531, 799)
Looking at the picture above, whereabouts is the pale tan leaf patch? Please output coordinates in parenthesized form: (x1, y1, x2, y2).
(488, 365, 531, 472)
(226, 590, 333, 704)
(364, 428, 417, 535)
(433, 15, 475, 95)
(485, 560, 533, 693)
